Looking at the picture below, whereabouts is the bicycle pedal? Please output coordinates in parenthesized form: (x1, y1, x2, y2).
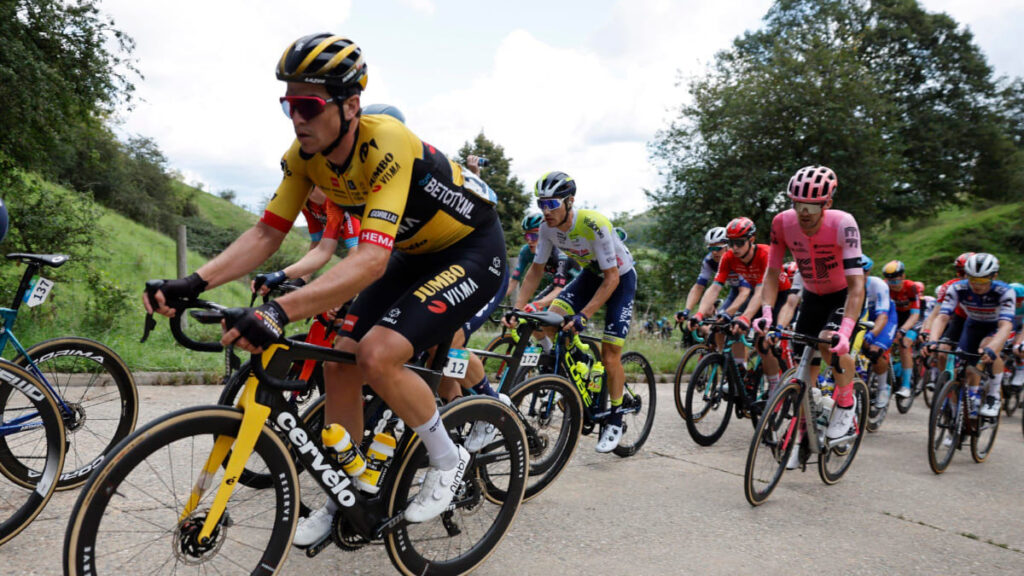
(305, 535, 331, 558)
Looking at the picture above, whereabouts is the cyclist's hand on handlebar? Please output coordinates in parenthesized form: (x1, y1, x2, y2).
(675, 310, 689, 323)
(562, 313, 588, 334)
(220, 301, 290, 353)
(752, 305, 772, 335)
(829, 331, 851, 356)
(687, 312, 703, 331)
(730, 315, 750, 335)
(143, 273, 207, 317)
(523, 301, 539, 313)
(502, 309, 519, 328)
(980, 346, 997, 364)
(252, 270, 287, 296)
(715, 311, 732, 325)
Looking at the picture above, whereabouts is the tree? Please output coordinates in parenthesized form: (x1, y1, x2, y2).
(648, 0, 1014, 276)
(455, 132, 531, 252)
(0, 0, 137, 174)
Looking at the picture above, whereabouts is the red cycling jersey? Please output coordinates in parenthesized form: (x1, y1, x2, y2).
(714, 244, 770, 288)
(936, 278, 967, 318)
(889, 280, 920, 314)
(282, 196, 361, 249)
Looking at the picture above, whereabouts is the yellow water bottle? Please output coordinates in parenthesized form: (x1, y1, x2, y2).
(358, 432, 397, 494)
(588, 361, 605, 393)
(322, 424, 367, 479)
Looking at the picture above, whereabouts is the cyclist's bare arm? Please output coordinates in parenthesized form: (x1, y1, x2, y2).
(283, 237, 339, 284)
(683, 283, 705, 314)
(534, 286, 563, 309)
(759, 267, 780, 315)
(725, 284, 752, 316)
(777, 292, 800, 328)
(696, 281, 725, 317)
(273, 242, 389, 322)
(741, 284, 764, 320)
(840, 273, 866, 329)
(514, 262, 546, 310)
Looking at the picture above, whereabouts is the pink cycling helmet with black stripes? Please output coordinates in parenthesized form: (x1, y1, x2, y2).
(787, 165, 837, 204)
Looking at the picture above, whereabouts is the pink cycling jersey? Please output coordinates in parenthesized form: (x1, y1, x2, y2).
(768, 209, 863, 296)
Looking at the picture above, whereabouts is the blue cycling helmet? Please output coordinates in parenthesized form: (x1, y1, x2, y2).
(1010, 282, 1024, 305)
(362, 103, 406, 123)
(0, 198, 7, 244)
(860, 255, 873, 272)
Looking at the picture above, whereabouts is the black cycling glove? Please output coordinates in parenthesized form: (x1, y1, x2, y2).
(227, 301, 290, 349)
(157, 272, 207, 302)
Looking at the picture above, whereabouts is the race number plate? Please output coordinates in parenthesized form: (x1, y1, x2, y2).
(443, 348, 470, 378)
(522, 346, 541, 367)
(24, 276, 54, 308)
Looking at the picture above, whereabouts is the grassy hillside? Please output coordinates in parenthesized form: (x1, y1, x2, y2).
(863, 200, 1024, 290)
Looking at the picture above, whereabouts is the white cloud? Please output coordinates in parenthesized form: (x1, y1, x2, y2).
(398, 0, 435, 15)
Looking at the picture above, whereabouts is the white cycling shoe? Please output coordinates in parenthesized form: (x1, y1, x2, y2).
(826, 405, 857, 441)
(404, 446, 470, 523)
(464, 394, 512, 452)
(595, 424, 623, 453)
(895, 385, 911, 399)
(293, 504, 333, 547)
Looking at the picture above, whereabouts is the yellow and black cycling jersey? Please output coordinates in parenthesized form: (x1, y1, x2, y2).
(260, 113, 497, 254)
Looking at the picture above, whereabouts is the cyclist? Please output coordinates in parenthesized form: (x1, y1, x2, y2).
(689, 217, 769, 374)
(776, 260, 802, 330)
(506, 212, 580, 313)
(754, 165, 865, 442)
(676, 226, 752, 326)
(510, 171, 637, 453)
(858, 256, 898, 406)
(143, 34, 506, 543)
(881, 260, 920, 399)
(926, 253, 1014, 417)
(922, 252, 973, 351)
(1007, 282, 1024, 387)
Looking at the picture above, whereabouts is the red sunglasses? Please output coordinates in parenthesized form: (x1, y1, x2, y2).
(280, 95, 336, 120)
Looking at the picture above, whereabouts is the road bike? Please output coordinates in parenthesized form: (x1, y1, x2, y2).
(65, 300, 527, 575)
(0, 359, 64, 546)
(672, 323, 710, 420)
(2, 253, 137, 490)
(744, 328, 868, 506)
(683, 320, 771, 446)
(926, 345, 1000, 474)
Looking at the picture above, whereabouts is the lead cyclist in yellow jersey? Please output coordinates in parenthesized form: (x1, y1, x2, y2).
(143, 33, 506, 546)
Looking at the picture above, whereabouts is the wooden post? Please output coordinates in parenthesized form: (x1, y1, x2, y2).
(176, 224, 187, 330)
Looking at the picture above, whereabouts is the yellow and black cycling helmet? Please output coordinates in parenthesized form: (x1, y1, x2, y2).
(277, 33, 368, 96)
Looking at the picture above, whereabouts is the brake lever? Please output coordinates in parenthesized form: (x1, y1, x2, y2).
(141, 280, 164, 343)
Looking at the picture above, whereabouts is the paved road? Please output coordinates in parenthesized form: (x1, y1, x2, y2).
(8, 384, 1024, 575)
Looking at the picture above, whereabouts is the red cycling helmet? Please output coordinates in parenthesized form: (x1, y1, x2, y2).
(782, 261, 798, 278)
(725, 217, 756, 239)
(787, 165, 837, 204)
(914, 281, 925, 295)
(954, 252, 975, 275)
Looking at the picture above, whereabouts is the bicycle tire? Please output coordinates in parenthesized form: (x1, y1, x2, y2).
(483, 335, 517, 384)
(0, 361, 65, 546)
(927, 372, 960, 475)
(895, 378, 916, 414)
(971, 412, 999, 463)
(1001, 384, 1019, 417)
(684, 352, 733, 446)
(613, 351, 657, 457)
(672, 343, 710, 420)
(865, 372, 887, 433)
(818, 378, 868, 485)
(744, 379, 800, 506)
(384, 395, 526, 575)
(507, 374, 583, 502)
(217, 358, 324, 413)
(922, 365, 941, 408)
(63, 406, 298, 576)
(14, 337, 137, 490)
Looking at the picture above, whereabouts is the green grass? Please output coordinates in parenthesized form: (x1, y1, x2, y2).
(864, 201, 1024, 289)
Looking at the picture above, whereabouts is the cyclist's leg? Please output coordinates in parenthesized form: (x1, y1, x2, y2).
(978, 329, 1005, 415)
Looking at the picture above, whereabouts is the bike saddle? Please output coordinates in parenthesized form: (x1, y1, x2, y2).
(5, 253, 69, 268)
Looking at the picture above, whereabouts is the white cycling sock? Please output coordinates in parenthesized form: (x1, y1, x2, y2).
(412, 410, 459, 469)
(538, 336, 553, 353)
(987, 372, 1003, 397)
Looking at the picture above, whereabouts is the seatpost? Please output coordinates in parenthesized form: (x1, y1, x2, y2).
(11, 262, 41, 311)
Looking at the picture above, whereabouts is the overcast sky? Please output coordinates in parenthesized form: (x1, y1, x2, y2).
(98, 0, 1024, 219)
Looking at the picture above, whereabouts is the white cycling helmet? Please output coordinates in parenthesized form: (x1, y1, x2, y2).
(965, 252, 999, 277)
(704, 226, 727, 246)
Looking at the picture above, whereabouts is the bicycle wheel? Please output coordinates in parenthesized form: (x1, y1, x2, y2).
(15, 337, 137, 490)
(614, 351, 657, 457)
(684, 353, 733, 446)
(0, 361, 65, 546)
(1001, 384, 1020, 417)
(971, 411, 999, 463)
(507, 374, 583, 501)
(895, 372, 916, 414)
(384, 395, 526, 575)
(818, 378, 868, 485)
(927, 373, 960, 475)
(744, 379, 800, 506)
(483, 335, 517, 383)
(64, 406, 298, 576)
(672, 343, 709, 420)
(922, 364, 941, 408)
(217, 358, 324, 414)
(865, 372, 887, 433)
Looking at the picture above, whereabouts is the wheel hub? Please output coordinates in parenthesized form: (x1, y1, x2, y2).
(174, 513, 226, 564)
(63, 402, 86, 432)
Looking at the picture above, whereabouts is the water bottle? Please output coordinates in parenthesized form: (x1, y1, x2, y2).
(322, 424, 367, 479)
(358, 432, 397, 494)
(967, 387, 981, 417)
(588, 362, 605, 393)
